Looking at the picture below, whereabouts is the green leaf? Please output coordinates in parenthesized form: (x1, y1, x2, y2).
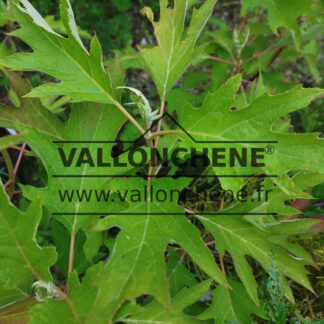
(119, 280, 213, 323)
(20, 101, 129, 233)
(0, 133, 26, 151)
(1, 1, 322, 322)
(199, 279, 266, 323)
(0, 0, 14, 27)
(265, 171, 324, 220)
(28, 272, 97, 324)
(82, 231, 102, 264)
(0, 183, 57, 307)
(44, 15, 91, 40)
(1, 0, 124, 105)
(139, 0, 216, 99)
(167, 248, 198, 296)
(0, 297, 37, 324)
(218, 171, 324, 228)
(0, 70, 64, 139)
(196, 215, 319, 305)
(241, 0, 312, 47)
(27, 178, 227, 323)
(51, 220, 90, 277)
(84, 177, 227, 322)
(177, 75, 324, 194)
(111, 0, 132, 13)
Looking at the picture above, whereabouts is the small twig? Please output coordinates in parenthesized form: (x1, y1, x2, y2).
(113, 100, 145, 136)
(205, 240, 215, 246)
(1, 35, 10, 45)
(241, 46, 276, 65)
(1, 143, 27, 199)
(304, 289, 315, 318)
(240, 82, 248, 105)
(150, 129, 182, 139)
(217, 1, 240, 7)
(246, 35, 258, 47)
(1, 149, 15, 199)
(249, 46, 287, 82)
(238, 14, 249, 33)
(153, 100, 166, 149)
(242, 79, 253, 85)
(219, 197, 224, 212)
(14, 143, 26, 176)
(219, 253, 225, 274)
(209, 56, 235, 66)
(10, 145, 29, 153)
(266, 46, 286, 69)
(68, 234, 76, 277)
(184, 208, 195, 215)
(4, 179, 13, 188)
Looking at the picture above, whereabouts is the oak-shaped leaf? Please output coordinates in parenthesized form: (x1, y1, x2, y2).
(177, 74, 324, 194)
(0, 70, 64, 140)
(241, 0, 312, 47)
(118, 279, 212, 323)
(0, 183, 57, 307)
(0, 132, 26, 151)
(199, 279, 266, 323)
(196, 214, 319, 305)
(27, 178, 227, 323)
(140, 0, 216, 99)
(20, 101, 130, 233)
(1, 0, 123, 104)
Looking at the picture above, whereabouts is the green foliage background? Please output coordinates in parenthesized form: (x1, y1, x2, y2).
(0, 0, 323, 323)
(31, 0, 157, 53)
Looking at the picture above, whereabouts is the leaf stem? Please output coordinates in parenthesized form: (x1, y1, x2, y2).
(10, 145, 29, 153)
(67, 225, 76, 292)
(209, 56, 235, 66)
(1, 149, 15, 199)
(150, 129, 182, 139)
(153, 100, 166, 148)
(304, 289, 315, 318)
(113, 99, 145, 135)
(64, 100, 146, 281)
(13, 142, 26, 176)
(219, 253, 225, 274)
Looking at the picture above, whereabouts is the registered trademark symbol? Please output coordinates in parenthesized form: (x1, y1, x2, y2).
(265, 145, 274, 154)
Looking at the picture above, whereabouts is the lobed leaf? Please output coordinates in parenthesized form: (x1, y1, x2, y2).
(241, 0, 312, 47)
(0, 183, 57, 307)
(199, 279, 266, 323)
(0, 70, 64, 139)
(140, 0, 216, 99)
(177, 75, 324, 193)
(1, 0, 124, 104)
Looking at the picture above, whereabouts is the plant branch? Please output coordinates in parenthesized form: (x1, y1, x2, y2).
(249, 46, 287, 81)
(205, 240, 215, 246)
(266, 46, 286, 69)
(241, 46, 276, 65)
(209, 56, 235, 65)
(238, 14, 249, 33)
(304, 289, 315, 318)
(10, 145, 29, 153)
(14, 142, 26, 176)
